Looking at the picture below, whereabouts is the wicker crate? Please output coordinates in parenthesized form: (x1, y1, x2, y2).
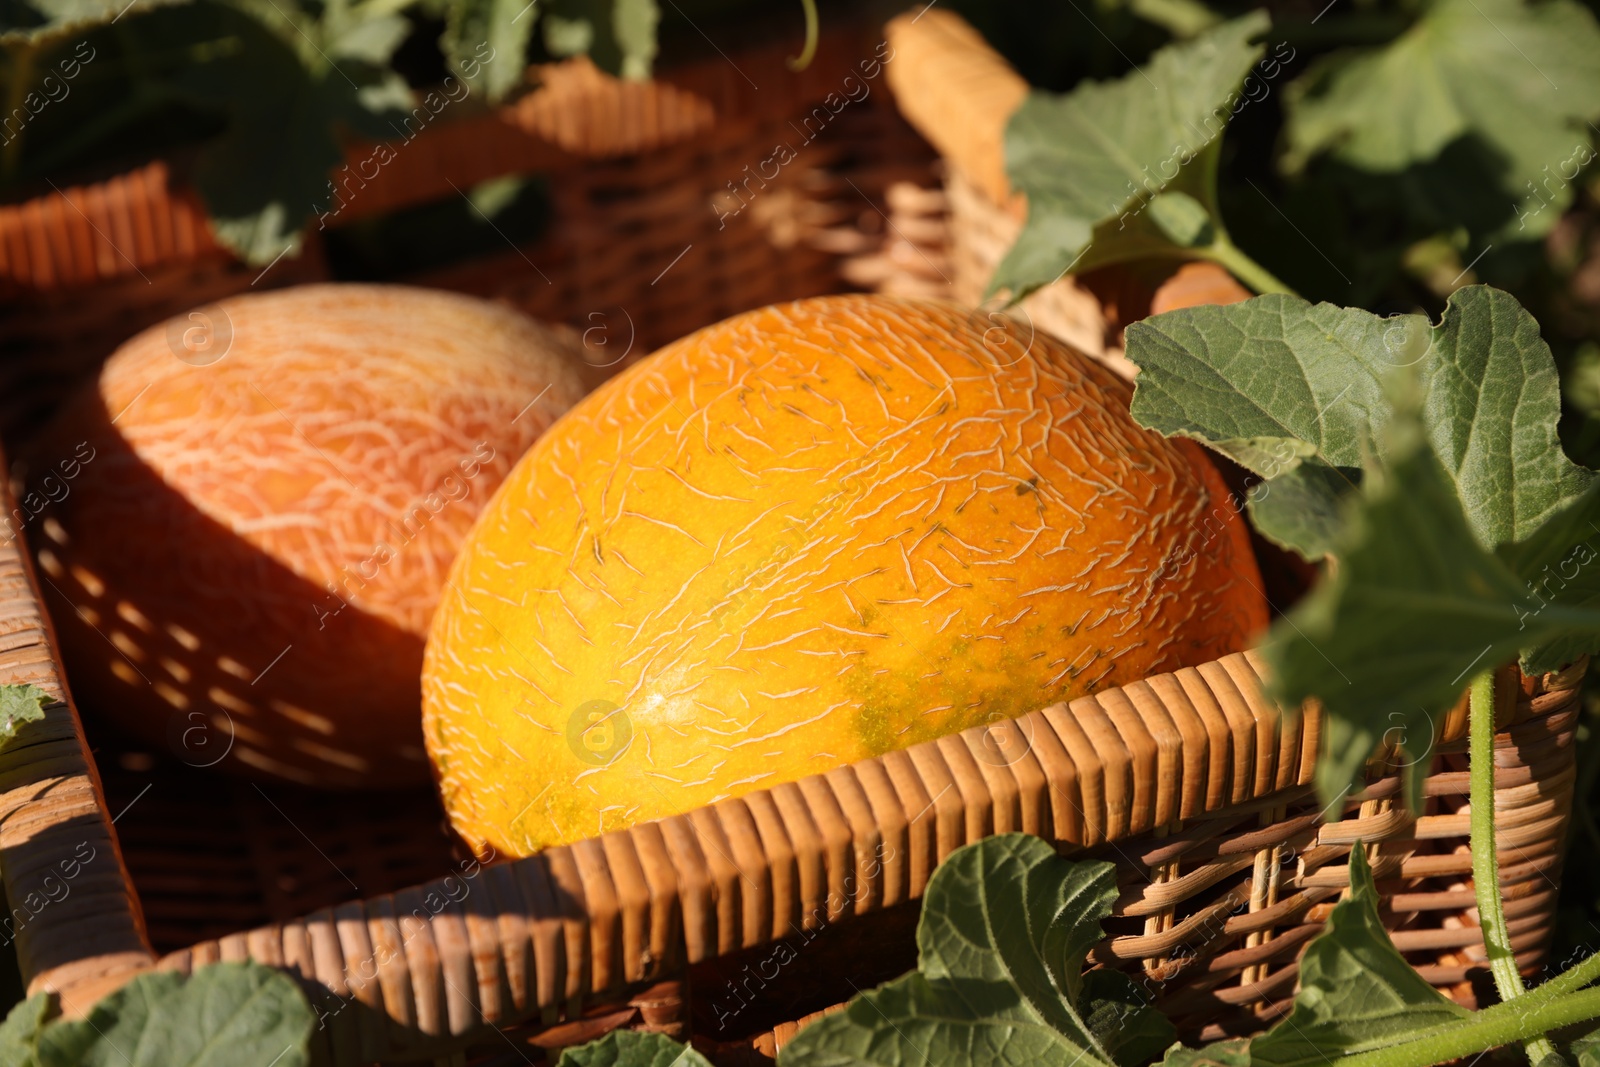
(0, 12, 1581, 1067)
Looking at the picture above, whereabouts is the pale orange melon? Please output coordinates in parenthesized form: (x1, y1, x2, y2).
(24, 283, 586, 787)
(423, 295, 1268, 855)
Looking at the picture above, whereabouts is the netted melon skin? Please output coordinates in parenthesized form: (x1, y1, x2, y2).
(27, 284, 585, 788)
(424, 295, 1266, 854)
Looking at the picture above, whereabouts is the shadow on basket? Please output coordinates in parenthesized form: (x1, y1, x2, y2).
(24, 392, 433, 792)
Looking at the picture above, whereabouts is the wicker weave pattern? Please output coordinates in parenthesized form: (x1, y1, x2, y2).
(0, 162, 222, 292)
(147, 653, 1578, 1062)
(0, 64, 709, 293)
(0, 494, 155, 1009)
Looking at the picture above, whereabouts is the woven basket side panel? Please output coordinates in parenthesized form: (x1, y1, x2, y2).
(0, 162, 220, 291)
(156, 651, 1581, 1062)
(415, 89, 936, 364)
(0, 96, 930, 452)
(0, 448, 155, 1001)
(743, 666, 1578, 1055)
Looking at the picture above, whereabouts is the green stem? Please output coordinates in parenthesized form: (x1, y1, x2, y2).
(787, 0, 819, 71)
(1338, 987, 1600, 1067)
(1470, 669, 1563, 1067)
(1544, 949, 1600, 1000)
(1198, 234, 1297, 296)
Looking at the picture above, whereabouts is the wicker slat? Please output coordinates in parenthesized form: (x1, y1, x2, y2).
(0, 481, 156, 1014)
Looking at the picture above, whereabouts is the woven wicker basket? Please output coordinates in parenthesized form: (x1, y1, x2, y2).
(0, 12, 1582, 1067)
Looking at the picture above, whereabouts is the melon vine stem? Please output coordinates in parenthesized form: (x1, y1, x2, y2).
(787, 0, 819, 70)
(1337, 986, 1600, 1067)
(1470, 668, 1563, 1067)
(1197, 234, 1296, 297)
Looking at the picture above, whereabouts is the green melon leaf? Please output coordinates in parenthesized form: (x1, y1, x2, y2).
(1125, 294, 1423, 470)
(0, 0, 191, 46)
(0, 994, 51, 1067)
(1264, 396, 1600, 808)
(991, 12, 1268, 300)
(1243, 464, 1357, 561)
(1495, 478, 1600, 672)
(1570, 1027, 1600, 1067)
(1425, 285, 1595, 545)
(779, 834, 1135, 1067)
(608, 0, 657, 80)
(326, 9, 409, 65)
(0, 684, 51, 748)
(1126, 285, 1592, 559)
(1248, 848, 1470, 1067)
(35, 961, 315, 1067)
(1159, 1039, 1251, 1067)
(148, 1, 412, 265)
(557, 1030, 715, 1067)
(1282, 0, 1600, 239)
(1081, 970, 1177, 1067)
(1130, 283, 1600, 806)
(1125, 292, 1414, 556)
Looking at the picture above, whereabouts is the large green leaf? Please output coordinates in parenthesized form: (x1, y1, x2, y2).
(557, 1030, 715, 1067)
(1125, 294, 1416, 467)
(325, 8, 409, 65)
(1080, 970, 1177, 1067)
(607, 0, 656, 79)
(1125, 0, 1220, 38)
(1249, 848, 1470, 1067)
(1243, 463, 1357, 562)
(0, 0, 190, 46)
(0, 684, 50, 748)
(1264, 399, 1600, 807)
(1282, 0, 1600, 238)
(36, 962, 314, 1067)
(15, 0, 416, 265)
(1495, 479, 1600, 672)
(0, 994, 50, 1067)
(991, 12, 1268, 300)
(1129, 284, 1600, 804)
(780, 835, 1144, 1067)
(153, 1, 410, 265)
(1126, 285, 1593, 558)
(1426, 285, 1595, 544)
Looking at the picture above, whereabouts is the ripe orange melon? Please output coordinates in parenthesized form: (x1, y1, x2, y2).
(423, 295, 1267, 856)
(24, 284, 586, 787)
